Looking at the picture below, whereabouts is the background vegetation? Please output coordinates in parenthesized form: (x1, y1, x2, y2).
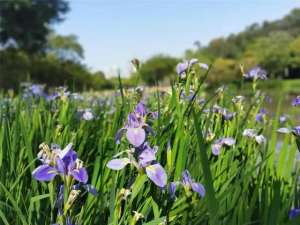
(0, 1, 299, 89)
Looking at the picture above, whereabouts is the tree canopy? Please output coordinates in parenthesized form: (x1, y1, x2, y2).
(0, 0, 69, 53)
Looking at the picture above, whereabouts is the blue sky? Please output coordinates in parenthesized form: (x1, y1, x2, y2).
(54, 0, 299, 76)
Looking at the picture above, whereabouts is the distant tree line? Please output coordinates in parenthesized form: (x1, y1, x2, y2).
(0, 1, 299, 90)
(0, 0, 113, 90)
(137, 8, 300, 85)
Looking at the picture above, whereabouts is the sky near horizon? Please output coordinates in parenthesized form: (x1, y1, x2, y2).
(54, 0, 299, 76)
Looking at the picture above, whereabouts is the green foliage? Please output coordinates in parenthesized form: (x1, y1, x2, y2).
(0, 0, 69, 53)
(244, 31, 293, 78)
(185, 8, 300, 81)
(207, 58, 239, 84)
(0, 73, 299, 224)
(47, 33, 84, 61)
(0, 49, 113, 90)
(139, 55, 179, 85)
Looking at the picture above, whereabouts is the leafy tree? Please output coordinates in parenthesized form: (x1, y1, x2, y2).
(46, 33, 84, 62)
(0, 0, 69, 53)
(139, 55, 179, 85)
(208, 58, 239, 84)
(244, 31, 293, 78)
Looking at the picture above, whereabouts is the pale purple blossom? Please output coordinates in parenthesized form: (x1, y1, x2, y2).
(32, 143, 88, 183)
(244, 66, 267, 80)
(212, 137, 236, 155)
(115, 102, 156, 147)
(107, 142, 167, 188)
(181, 170, 205, 198)
(243, 129, 266, 145)
(292, 96, 300, 106)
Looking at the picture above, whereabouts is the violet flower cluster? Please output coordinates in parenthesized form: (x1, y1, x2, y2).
(32, 143, 97, 224)
(211, 137, 236, 156)
(255, 108, 267, 123)
(243, 129, 266, 145)
(243, 66, 267, 80)
(169, 170, 205, 199)
(107, 102, 167, 188)
(292, 96, 300, 106)
(176, 58, 208, 79)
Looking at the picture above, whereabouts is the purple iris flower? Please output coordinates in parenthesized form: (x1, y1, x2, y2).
(210, 105, 236, 121)
(278, 126, 300, 137)
(293, 126, 300, 137)
(115, 102, 155, 147)
(244, 66, 267, 80)
(181, 170, 205, 198)
(292, 96, 300, 106)
(107, 142, 167, 188)
(279, 114, 289, 124)
(78, 108, 94, 121)
(176, 58, 208, 78)
(243, 129, 266, 145)
(32, 143, 88, 183)
(176, 61, 189, 77)
(46, 87, 70, 101)
(289, 208, 300, 219)
(212, 137, 236, 155)
(23, 83, 46, 99)
(256, 108, 267, 123)
(30, 84, 45, 96)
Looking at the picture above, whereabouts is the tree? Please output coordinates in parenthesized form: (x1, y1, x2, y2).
(46, 33, 84, 62)
(244, 31, 293, 78)
(139, 55, 179, 85)
(0, 0, 69, 53)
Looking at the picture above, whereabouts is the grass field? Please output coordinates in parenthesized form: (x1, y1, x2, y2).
(0, 65, 300, 225)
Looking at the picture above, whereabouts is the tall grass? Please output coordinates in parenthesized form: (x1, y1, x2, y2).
(0, 70, 299, 224)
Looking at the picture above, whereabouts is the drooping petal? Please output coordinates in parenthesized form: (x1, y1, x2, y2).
(32, 165, 57, 181)
(176, 62, 189, 77)
(212, 143, 222, 156)
(145, 163, 167, 188)
(222, 138, 236, 146)
(107, 158, 130, 170)
(277, 127, 291, 134)
(191, 182, 205, 198)
(126, 127, 146, 147)
(199, 63, 209, 70)
(70, 168, 88, 184)
(189, 58, 199, 65)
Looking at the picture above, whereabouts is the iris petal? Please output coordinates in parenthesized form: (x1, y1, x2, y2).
(32, 165, 57, 181)
(191, 182, 205, 198)
(126, 128, 146, 147)
(145, 163, 167, 188)
(71, 168, 88, 184)
(107, 158, 130, 170)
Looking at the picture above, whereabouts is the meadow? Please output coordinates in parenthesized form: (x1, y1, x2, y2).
(1, 61, 300, 225)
